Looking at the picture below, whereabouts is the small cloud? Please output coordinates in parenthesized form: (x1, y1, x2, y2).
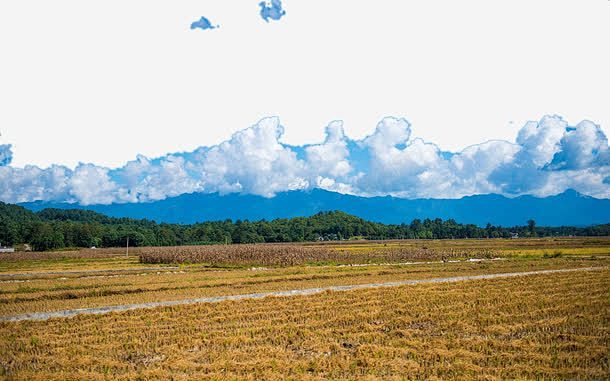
(259, 0, 286, 22)
(190, 16, 218, 31)
(0, 144, 12, 167)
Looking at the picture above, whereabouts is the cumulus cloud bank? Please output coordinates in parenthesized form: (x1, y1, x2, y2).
(1, 115, 609, 205)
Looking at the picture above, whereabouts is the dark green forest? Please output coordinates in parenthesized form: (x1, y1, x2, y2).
(1, 202, 609, 251)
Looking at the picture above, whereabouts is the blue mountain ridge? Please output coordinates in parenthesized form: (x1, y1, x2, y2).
(19, 189, 610, 227)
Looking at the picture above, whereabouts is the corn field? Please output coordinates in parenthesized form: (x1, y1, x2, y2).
(137, 243, 500, 266)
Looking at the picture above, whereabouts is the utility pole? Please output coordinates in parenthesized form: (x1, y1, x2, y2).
(126, 236, 129, 257)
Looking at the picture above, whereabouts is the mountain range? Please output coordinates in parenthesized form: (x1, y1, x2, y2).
(18, 189, 610, 227)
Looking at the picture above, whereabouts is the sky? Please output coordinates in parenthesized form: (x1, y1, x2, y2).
(0, 0, 609, 204)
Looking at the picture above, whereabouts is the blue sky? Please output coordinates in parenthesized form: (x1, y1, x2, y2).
(0, 1, 608, 204)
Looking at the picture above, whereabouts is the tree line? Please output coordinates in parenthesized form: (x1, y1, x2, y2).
(1, 202, 609, 251)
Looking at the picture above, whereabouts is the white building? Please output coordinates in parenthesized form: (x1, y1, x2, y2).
(0, 242, 15, 253)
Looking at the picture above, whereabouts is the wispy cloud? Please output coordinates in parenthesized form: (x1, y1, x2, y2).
(1, 115, 608, 205)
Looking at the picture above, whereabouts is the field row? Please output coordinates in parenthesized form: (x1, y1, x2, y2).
(2, 267, 601, 322)
(2, 237, 609, 271)
(0, 257, 606, 317)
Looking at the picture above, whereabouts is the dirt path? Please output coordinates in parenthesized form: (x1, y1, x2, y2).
(1, 267, 604, 322)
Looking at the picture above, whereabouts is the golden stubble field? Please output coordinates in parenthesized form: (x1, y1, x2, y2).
(0, 237, 608, 380)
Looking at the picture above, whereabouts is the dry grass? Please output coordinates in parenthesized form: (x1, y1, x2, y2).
(0, 248, 131, 262)
(0, 268, 607, 380)
(0, 252, 141, 274)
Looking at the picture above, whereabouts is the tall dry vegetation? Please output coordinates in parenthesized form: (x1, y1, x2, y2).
(137, 244, 499, 266)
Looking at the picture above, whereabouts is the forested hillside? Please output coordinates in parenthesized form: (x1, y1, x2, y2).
(1, 202, 609, 251)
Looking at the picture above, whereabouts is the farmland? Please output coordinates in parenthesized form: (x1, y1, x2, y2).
(0, 237, 609, 379)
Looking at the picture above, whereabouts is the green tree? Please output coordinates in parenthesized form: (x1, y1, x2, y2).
(527, 219, 537, 237)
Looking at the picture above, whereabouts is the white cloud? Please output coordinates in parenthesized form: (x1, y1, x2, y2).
(68, 164, 120, 205)
(487, 116, 610, 198)
(549, 120, 609, 170)
(0, 115, 608, 204)
(516, 115, 568, 168)
(305, 121, 351, 178)
(0, 165, 70, 203)
(199, 117, 308, 197)
(449, 140, 520, 196)
(116, 154, 201, 203)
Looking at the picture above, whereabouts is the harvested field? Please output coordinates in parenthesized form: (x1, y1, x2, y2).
(0, 267, 608, 380)
(1, 238, 608, 379)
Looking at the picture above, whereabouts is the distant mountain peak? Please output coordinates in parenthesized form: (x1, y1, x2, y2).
(19, 189, 610, 227)
(557, 189, 588, 198)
